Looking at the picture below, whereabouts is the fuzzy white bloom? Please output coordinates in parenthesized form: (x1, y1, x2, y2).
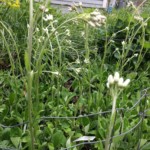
(75, 59, 80, 64)
(118, 77, 124, 87)
(66, 40, 72, 45)
(127, 1, 136, 9)
(125, 27, 129, 31)
(65, 29, 70, 36)
(134, 16, 143, 22)
(89, 11, 106, 27)
(74, 68, 82, 74)
(43, 14, 53, 21)
(88, 21, 96, 27)
(122, 41, 126, 46)
(36, 27, 39, 32)
(39, 5, 48, 12)
(38, 38, 41, 43)
(106, 82, 110, 88)
(122, 79, 130, 87)
(43, 28, 48, 34)
(112, 33, 116, 37)
(84, 58, 90, 64)
(107, 72, 130, 89)
(108, 75, 114, 85)
(51, 71, 61, 76)
(81, 31, 85, 37)
(115, 48, 119, 51)
(134, 53, 138, 57)
(114, 72, 120, 82)
(110, 40, 115, 43)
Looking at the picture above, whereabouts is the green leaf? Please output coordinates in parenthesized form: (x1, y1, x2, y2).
(141, 142, 150, 150)
(84, 124, 90, 134)
(24, 51, 30, 71)
(9, 93, 15, 105)
(10, 137, 20, 148)
(66, 137, 71, 148)
(140, 139, 147, 148)
(140, 40, 150, 48)
(52, 130, 66, 147)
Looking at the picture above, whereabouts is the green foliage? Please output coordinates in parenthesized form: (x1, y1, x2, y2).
(0, 1, 150, 150)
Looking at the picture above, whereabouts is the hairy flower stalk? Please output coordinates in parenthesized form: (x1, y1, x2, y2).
(26, 0, 35, 149)
(105, 72, 130, 150)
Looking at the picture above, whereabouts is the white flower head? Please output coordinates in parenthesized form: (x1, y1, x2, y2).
(112, 33, 116, 37)
(122, 79, 130, 87)
(75, 58, 80, 64)
(89, 11, 106, 27)
(38, 38, 41, 43)
(43, 14, 53, 21)
(114, 72, 120, 82)
(107, 74, 114, 85)
(110, 40, 115, 43)
(84, 58, 90, 64)
(36, 27, 39, 32)
(134, 53, 138, 57)
(43, 28, 48, 34)
(106, 82, 110, 88)
(51, 71, 61, 76)
(88, 21, 96, 27)
(134, 16, 143, 22)
(118, 77, 124, 87)
(65, 29, 70, 36)
(127, 1, 136, 9)
(74, 68, 82, 74)
(66, 40, 72, 45)
(39, 5, 48, 12)
(81, 31, 85, 37)
(125, 27, 129, 31)
(122, 41, 126, 46)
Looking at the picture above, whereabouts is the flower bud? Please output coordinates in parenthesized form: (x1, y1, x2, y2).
(118, 77, 124, 87)
(108, 75, 114, 85)
(122, 79, 130, 87)
(114, 72, 120, 82)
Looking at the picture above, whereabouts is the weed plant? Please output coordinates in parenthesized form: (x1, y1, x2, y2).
(0, 0, 150, 150)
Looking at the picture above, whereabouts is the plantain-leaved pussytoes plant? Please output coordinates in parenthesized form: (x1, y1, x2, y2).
(105, 72, 130, 150)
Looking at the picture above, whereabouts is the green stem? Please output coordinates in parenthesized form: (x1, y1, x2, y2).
(85, 23, 89, 59)
(27, 72, 34, 150)
(105, 95, 117, 150)
(27, 0, 34, 149)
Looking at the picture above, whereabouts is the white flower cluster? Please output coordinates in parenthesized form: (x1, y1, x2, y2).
(43, 14, 53, 22)
(39, 5, 49, 12)
(127, 1, 136, 9)
(134, 16, 143, 22)
(88, 11, 106, 27)
(107, 72, 130, 88)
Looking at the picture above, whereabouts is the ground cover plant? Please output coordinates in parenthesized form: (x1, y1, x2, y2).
(0, 0, 150, 149)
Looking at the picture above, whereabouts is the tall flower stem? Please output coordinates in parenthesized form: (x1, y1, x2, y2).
(26, 0, 34, 149)
(85, 23, 89, 59)
(105, 94, 117, 150)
